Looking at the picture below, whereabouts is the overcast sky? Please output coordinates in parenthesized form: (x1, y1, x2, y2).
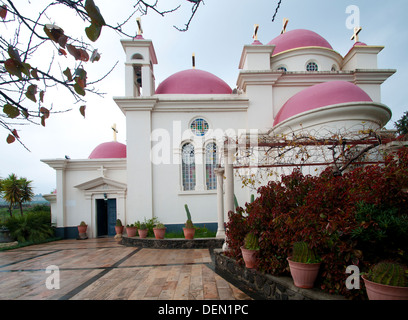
(1, 0, 407, 195)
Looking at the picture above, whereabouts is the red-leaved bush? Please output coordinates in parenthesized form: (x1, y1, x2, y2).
(225, 147, 408, 299)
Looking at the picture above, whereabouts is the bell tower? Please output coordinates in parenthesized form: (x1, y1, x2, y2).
(120, 18, 158, 97)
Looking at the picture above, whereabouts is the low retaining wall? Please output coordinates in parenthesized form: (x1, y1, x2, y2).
(121, 236, 225, 249)
(213, 249, 345, 300)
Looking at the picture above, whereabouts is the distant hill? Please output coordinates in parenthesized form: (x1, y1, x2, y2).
(0, 194, 49, 205)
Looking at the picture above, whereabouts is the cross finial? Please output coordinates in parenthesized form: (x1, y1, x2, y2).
(281, 18, 289, 34)
(351, 26, 362, 43)
(136, 17, 143, 37)
(112, 123, 118, 142)
(253, 24, 259, 41)
(192, 53, 195, 69)
(97, 165, 107, 177)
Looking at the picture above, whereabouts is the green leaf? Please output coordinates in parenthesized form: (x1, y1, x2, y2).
(74, 83, 85, 96)
(63, 68, 73, 82)
(90, 49, 101, 62)
(3, 104, 20, 119)
(85, 0, 106, 26)
(4, 59, 22, 79)
(44, 24, 64, 43)
(25, 84, 37, 102)
(8, 46, 21, 62)
(85, 23, 102, 42)
(21, 62, 31, 78)
(30, 68, 39, 80)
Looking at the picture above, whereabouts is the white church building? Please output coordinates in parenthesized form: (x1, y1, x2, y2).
(42, 23, 395, 239)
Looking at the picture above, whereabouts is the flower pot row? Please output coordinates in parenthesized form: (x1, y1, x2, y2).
(240, 236, 408, 300)
(114, 225, 196, 240)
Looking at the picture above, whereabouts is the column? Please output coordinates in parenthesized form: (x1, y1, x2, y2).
(215, 168, 225, 238)
(224, 146, 235, 218)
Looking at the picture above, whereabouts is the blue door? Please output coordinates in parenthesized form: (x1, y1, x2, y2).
(96, 199, 117, 237)
(107, 199, 117, 236)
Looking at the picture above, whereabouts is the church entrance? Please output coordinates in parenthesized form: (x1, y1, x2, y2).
(96, 199, 117, 237)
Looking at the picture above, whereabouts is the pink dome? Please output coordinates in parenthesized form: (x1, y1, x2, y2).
(273, 81, 373, 126)
(268, 29, 333, 56)
(89, 141, 126, 159)
(155, 69, 232, 94)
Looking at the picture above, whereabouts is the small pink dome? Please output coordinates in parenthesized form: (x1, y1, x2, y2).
(273, 81, 373, 126)
(89, 141, 126, 159)
(155, 69, 232, 94)
(268, 29, 333, 56)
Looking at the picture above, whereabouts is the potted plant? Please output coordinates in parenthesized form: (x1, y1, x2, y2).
(78, 221, 87, 234)
(362, 261, 408, 300)
(183, 204, 195, 240)
(153, 223, 166, 239)
(126, 223, 138, 237)
(240, 232, 260, 269)
(115, 219, 124, 235)
(138, 222, 148, 239)
(287, 241, 321, 289)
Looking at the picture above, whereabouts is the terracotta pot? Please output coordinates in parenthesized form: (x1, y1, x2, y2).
(138, 229, 148, 239)
(126, 227, 138, 237)
(287, 257, 321, 289)
(153, 227, 166, 239)
(78, 225, 87, 234)
(362, 275, 408, 300)
(115, 226, 124, 235)
(240, 246, 258, 269)
(183, 227, 195, 240)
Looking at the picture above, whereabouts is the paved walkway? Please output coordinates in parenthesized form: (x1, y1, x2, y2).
(0, 238, 252, 300)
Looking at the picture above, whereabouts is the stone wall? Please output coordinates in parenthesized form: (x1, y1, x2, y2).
(121, 236, 225, 249)
(213, 249, 345, 300)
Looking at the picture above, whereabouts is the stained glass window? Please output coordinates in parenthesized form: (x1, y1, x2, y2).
(306, 62, 318, 72)
(190, 118, 209, 137)
(182, 143, 196, 191)
(205, 142, 218, 190)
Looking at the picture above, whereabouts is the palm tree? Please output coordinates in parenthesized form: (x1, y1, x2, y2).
(19, 178, 34, 215)
(2, 174, 22, 217)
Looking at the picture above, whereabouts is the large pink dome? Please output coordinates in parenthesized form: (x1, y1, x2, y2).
(273, 81, 373, 126)
(268, 29, 333, 56)
(89, 141, 127, 159)
(155, 69, 232, 94)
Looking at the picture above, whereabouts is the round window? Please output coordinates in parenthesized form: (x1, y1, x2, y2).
(190, 118, 209, 137)
(306, 62, 318, 72)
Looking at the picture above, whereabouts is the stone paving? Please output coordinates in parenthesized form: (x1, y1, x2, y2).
(0, 238, 252, 300)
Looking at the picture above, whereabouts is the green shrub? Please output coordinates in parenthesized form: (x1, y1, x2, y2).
(225, 147, 408, 299)
(6, 211, 54, 243)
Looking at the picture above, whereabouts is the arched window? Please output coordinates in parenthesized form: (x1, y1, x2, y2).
(131, 53, 144, 60)
(205, 142, 218, 190)
(182, 143, 196, 191)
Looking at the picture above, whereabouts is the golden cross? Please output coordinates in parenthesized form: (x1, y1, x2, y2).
(112, 123, 118, 141)
(351, 26, 362, 43)
(136, 17, 143, 36)
(281, 18, 289, 34)
(192, 53, 196, 69)
(253, 24, 259, 40)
